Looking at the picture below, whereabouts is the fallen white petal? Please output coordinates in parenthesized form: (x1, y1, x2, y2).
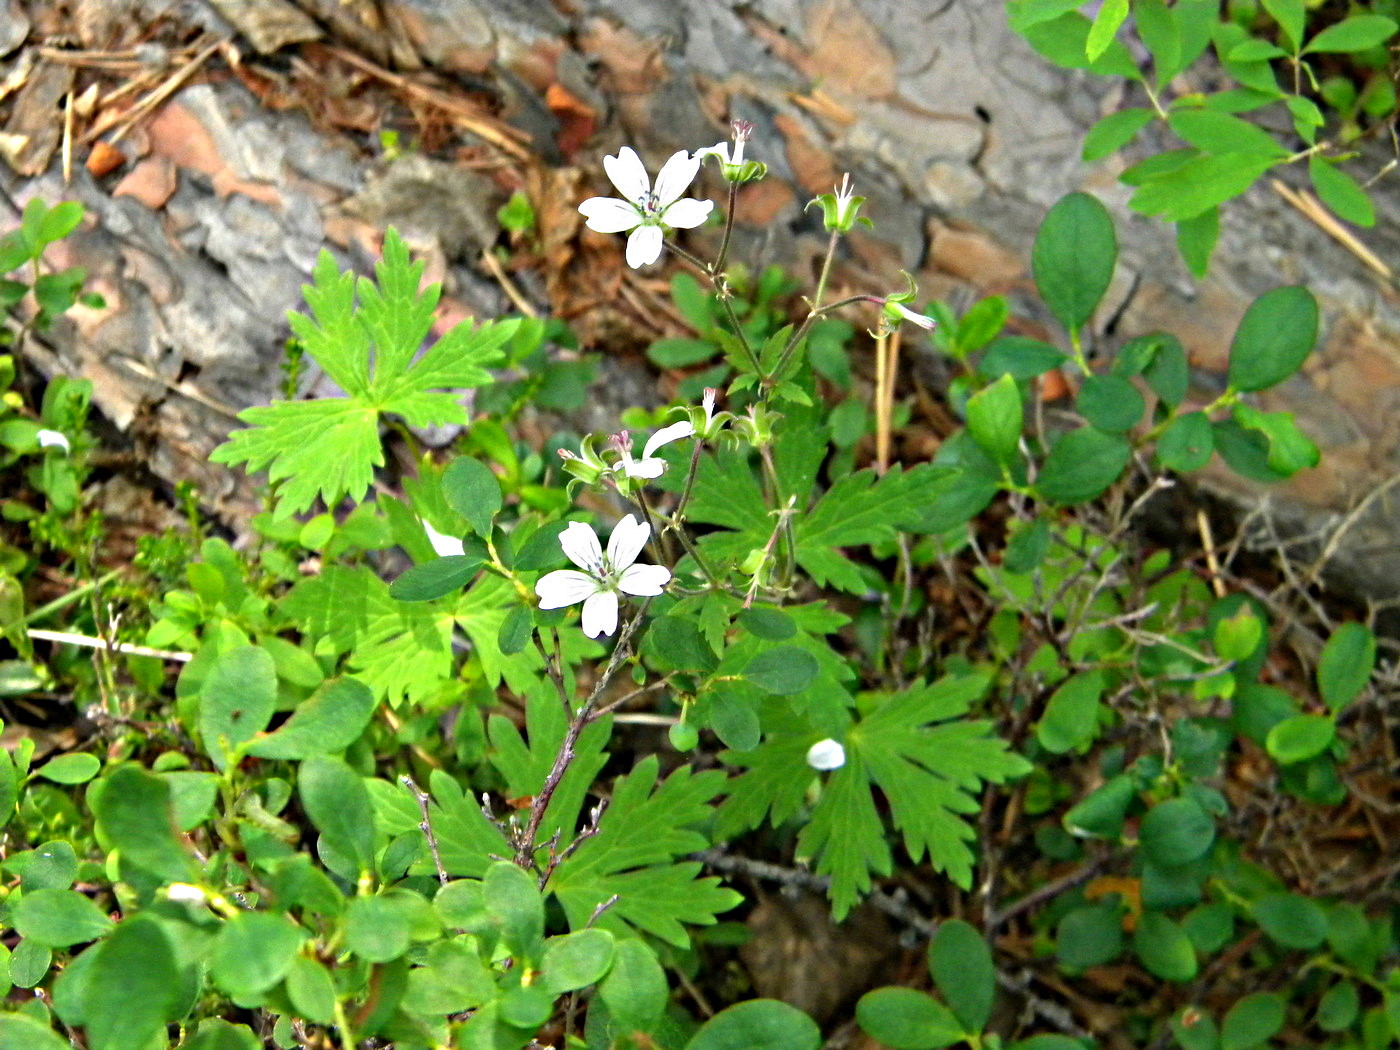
(806, 738, 846, 771)
(165, 882, 207, 904)
(36, 429, 70, 453)
(422, 520, 465, 558)
(578, 196, 641, 233)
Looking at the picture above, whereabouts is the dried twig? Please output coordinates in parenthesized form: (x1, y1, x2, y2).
(400, 775, 449, 886)
(27, 627, 191, 662)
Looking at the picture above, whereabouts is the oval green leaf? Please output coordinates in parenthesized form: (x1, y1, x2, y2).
(1221, 992, 1284, 1050)
(966, 373, 1023, 465)
(1317, 621, 1375, 713)
(389, 554, 483, 602)
(443, 456, 502, 537)
(1036, 670, 1104, 754)
(1265, 713, 1335, 765)
(856, 988, 963, 1049)
(1252, 892, 1327, 949)
(247, 677, 377, 760)
(1032, 192, 1117, 332)
(929, 919, 994, 1032)
(742, 646, 819, 695)
(1158, 412, 1214, 472)
(1226, 286, 1318, 392)
(1309, 156, 1375, 227)
(1076, 374, 1144, 433)
(33, 753, 100, 785)
(1140, 796, 1215, 868)
(1036, 428, 1131, 505)
(686, 999, 822, 1050)
(1133, 911, 1198, 982)
(211, 912, 304, 999)
(12, 889, 113, 948)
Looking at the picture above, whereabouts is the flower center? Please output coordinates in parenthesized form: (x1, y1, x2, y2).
(637, 191, 662, 219)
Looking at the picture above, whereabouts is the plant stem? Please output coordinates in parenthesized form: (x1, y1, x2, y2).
(513, 603, 651, 873)
(711, 181, 740, 274)
(400, 775, 448, 886)
(769, 231, 841, 383)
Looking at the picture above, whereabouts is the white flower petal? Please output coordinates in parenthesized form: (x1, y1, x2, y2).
(693, 142, 729, 162)
(559, 521, 604, 574)
(618, 562, 671, 597)
(626, 225, 664, 268)
(604, 147, 650, 202)
(606, 514, 650, 572)
(579, 196, 642, 233)
(641, 420, 695, 459)
(535, 569, 599, 609)
(660, 197, 713, 230)
(622, 457, 666, 480)
(422, 521, 465, 558)
(806, 739, 846, 771)
(893, 302, 937, 330)
(581, 590, 620, 638)
(36, 429, 70, 453)
(653, 150, 701, 207)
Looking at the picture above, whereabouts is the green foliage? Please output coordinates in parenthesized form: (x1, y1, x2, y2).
(211, 228, 518, 517)
(1009, 0, 1400, 273)
(0, 151, 1391, 1050)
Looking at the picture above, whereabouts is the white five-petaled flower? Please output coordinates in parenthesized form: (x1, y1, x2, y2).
(423, 520, 465, 558)
(535, 515, 671, 638)
(806, 738, 846, 771)
(613, 422, 695, 480)
(36, 429, 70, 453)
(578, 147, 713, 268)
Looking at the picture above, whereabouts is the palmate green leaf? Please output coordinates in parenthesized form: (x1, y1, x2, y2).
(368, 768, 508, 878)
(549, 757, 741, 946)
(795, 465, 945, 593)
(456, 573, 597, 694)
(795, 753, 891, 920)
(284, 563, 464, 708)
(211, 229, 517, 517)
(801, 671, 1030, 918)
(488, 679, 612, 850)
(715, 709, 824, 840)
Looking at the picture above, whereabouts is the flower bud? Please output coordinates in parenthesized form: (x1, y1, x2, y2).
(808, 174, 869, 234)
(731, 403, 779, 449)
(695, 119, 767, 184)
(557, 435, 610, 486)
